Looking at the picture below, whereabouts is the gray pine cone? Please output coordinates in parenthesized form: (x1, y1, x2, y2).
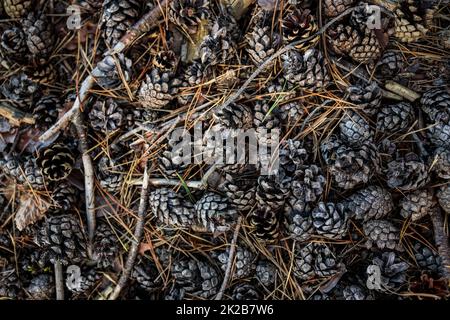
(312, 202, 349, 239)
(363, 220, 403, 251)
(148, 188, 195, 228)
(194, 192, 238, 233)
(399, 189, 434, 221)
(342, 185, 393, 221)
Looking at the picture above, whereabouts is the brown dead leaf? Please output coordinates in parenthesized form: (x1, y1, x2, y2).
(138, 242, 154, 256)
(14, 193, 51, 231)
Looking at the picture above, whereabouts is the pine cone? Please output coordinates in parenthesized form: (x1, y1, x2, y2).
(88, 98, 125, 132)
(131, 257, 162, 293)
(182, 59, 211, 87)
(284, 205, 314, 241)
(171, 257, 220, 298)
(32, 95, 61, 131)
(148, 188, 195, 228)
(256, 176, 289, 211)
(342, 284, 371, 300)
(35, 214, 87, 266)
(214, 246, 256, 280)
(1, 26, 28, 63)
(100, 0, 140, 47)
(0, 268, 21, 298)
(324, 0, 354, 18)
(232, 283, 260, 300)
(376, 102, 414, 133)
(339, 110, 373, 145)
(199, 23, 234, 66)
(0, 154, 45, 189)
(279, 139, 308, 176)
(414, 243, 443, 275)
(37, 143, 75, 182)
(399, 189, 434, 221)
(219, 173, 257, 212)
(431, 147, 450, 179)
(138, 68, 181, 109)
(246, 16, 281, 66)
(321, 135, 380, 190)
(194, 192, 238, 233)
(428, 122, 450, 148)
(385, 153, 429, 191)
(1, 73, 39, 109)
(421, 88, 450, 123)
(24, 63, 57, 84)
(92, 223, 119, 269)
(96, 156, 124, 193)
(92, 53, 131, 89)
(282, 8, 319, 51)
(168, 0, 210, 34)
(26, 274, 54, 299)
(363, 220, 403, 251)
(342, 185, 393, 221)
(250, 206, 280, 242)
(328, 24, 381, 64)
(3, 0, 32, 18)
(214, 103, 253, 130)
(256, 260, 276, 287)
(52, 182, 79, 211)
(152, 50, 178, 73)
(294, 243, 343, 281)
(393, 0, 436, 43)
(312, 202, 349, 239)
(253, 101, 281, 132)
(22, 11, 55, 61)
(346, 82, 382, 116)
(436, 184, 450, 213)
(158, 135, 192, 178)
(368, 251, 409, 292)
(282, 49, 330, 91)
(376, 51, 406, 79)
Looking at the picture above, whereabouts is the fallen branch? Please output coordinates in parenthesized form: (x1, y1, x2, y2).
(73, 111, 96, 245)
(108, 165, 150, 300)
(0, 104, 35, 126)
(385, 81, 420, 102)
(431, 208, 450, 282)
(215, 216, 243, 300)
(39, 0, 170, 143)
(219, 7, 356, 111)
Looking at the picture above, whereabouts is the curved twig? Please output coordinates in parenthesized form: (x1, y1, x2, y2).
(431, 208, 450, 282)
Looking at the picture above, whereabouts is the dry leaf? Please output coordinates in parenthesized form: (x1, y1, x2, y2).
(14, 193, 51, 231)
(138, 242, 154, 256)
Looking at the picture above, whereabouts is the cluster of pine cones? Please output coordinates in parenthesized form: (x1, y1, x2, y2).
(0, 0, 449, 300)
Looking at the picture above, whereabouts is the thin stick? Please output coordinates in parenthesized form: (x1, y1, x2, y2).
(108, 165, 150, 300)
(215, 216, 243, 300)
(431, 208, 450, 282)
(73, 111, 96, 245)
(219, 7, 356, 111)
(54, 260, 64, 300)
(39, 0, 171, 143)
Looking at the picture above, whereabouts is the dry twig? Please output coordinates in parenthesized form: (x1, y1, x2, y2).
(108, 165, 150, 300)
(215, 216, 243, 300)
(73, 111, 96, 244)
(431, 208, 450, 282)
(0, 104, 35, 126)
